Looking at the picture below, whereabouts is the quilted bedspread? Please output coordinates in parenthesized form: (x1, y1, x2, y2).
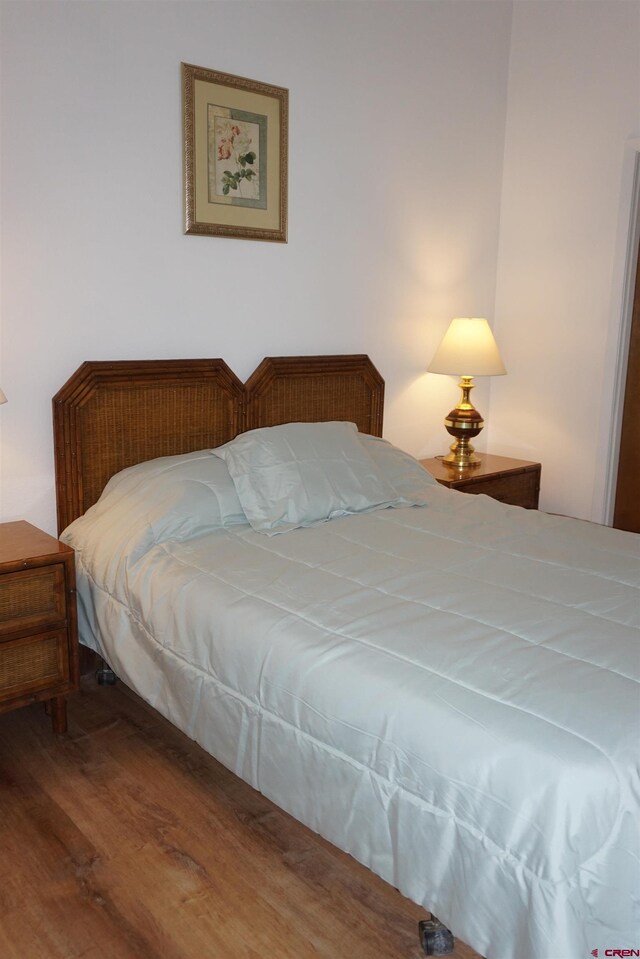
(66, 483, 640, 959)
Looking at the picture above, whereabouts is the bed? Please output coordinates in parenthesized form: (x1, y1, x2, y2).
(53, 356, 639, 959)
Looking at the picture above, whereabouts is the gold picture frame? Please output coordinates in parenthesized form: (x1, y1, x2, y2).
(182, 63, 288, 242)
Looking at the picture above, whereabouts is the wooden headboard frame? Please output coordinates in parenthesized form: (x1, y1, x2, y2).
(53, 355, 384, 534)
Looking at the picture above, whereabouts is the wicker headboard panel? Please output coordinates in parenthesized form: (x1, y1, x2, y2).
(53, 354, 384, 534)
(245, 355, 384, 434)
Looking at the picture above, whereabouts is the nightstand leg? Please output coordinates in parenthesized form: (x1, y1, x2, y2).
(49, 696, 67, 734)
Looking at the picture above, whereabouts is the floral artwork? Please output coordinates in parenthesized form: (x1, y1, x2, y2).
(208, 108, 266, 209)
(183, 63, 287, 241)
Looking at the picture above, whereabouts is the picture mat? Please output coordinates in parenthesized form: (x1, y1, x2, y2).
(194, 78, 281, 231)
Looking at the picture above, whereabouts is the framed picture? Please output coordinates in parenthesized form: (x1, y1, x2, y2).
(182, 63, 288, 242)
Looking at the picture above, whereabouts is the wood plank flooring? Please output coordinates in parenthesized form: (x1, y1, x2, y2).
(0, 678, 482, 959)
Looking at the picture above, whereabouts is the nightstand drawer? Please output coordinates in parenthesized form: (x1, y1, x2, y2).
(466, 471, 539, 508)
(0, 629, 70, 701)
(0, 522, 78, 733)
(420, 455, 541, 509)
(0, 565, 66, 637)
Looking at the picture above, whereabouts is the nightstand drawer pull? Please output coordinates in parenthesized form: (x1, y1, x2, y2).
(0, 565, 66, 636)
(0, 630, 69, 697)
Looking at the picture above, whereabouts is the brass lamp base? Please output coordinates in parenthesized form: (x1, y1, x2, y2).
(441, 438, 482, 469)
(440, 375, 484, 470)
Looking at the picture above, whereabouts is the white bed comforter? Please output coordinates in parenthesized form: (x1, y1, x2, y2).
(66, 482, 639, 959)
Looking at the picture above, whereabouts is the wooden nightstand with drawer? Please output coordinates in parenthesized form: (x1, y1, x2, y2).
(0, 521, 79, 733)
(420, 454, 541, 509)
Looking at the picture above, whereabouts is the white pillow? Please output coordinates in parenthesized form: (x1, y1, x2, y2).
(358, 433, 439, 504)
(212, 421, 404, 534)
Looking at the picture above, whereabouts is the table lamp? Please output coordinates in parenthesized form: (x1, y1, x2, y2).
(427, 317, 506, 469)
(0, 389, 7, 405)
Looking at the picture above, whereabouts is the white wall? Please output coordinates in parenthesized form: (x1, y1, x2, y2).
(490, 0, 640, 520)
(0, 0, 512, 533)
(3, 0, 638, 532)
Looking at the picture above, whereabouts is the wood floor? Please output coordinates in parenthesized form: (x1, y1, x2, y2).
(0, 678, 482, 959)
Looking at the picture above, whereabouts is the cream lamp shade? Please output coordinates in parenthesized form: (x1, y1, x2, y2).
(0, 388, 7, 405)
(428, 317, 506, 469)
(427, 317, 506, 377)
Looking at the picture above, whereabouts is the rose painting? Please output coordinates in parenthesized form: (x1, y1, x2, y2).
(183, 63, 287, 240)
(208, 107, 267, 209)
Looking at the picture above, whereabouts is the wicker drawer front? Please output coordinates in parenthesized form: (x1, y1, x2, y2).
(467, 471, 539, 508)
(0, 630, 69, 702)
(0, 565, 66, 637)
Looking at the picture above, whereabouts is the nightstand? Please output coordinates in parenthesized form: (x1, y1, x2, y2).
(0, 521, 79, 733)
(420, 454, 541, 509)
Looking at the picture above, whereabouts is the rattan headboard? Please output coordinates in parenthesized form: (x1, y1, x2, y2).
(53, 355, 384, 534)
